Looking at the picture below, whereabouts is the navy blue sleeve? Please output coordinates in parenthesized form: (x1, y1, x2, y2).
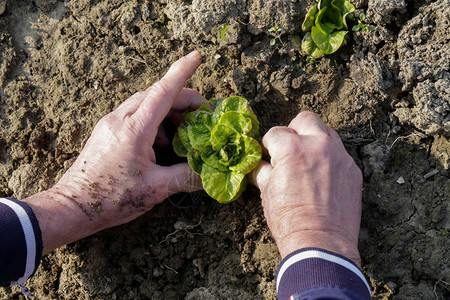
(0, 197, 43, 288)
(276, 248, 371, 300)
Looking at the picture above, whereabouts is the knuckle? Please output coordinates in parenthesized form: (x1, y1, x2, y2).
(265, 126, 295, 142)
(98, 113, 116, 127)
(92, 114, 122, 139)
(297, 110, 318, 120)
(132, 91, 146, 98)
(265, 126, 300, 151)
(266, 126, 286, 136)
(294, 111, 320, 125)
(151, 79, 171, 97)
(124, 116, 144, 133)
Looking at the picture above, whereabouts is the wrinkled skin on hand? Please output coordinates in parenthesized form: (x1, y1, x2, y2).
(26, 51, 205, 254)
(252, 111, 363, 266)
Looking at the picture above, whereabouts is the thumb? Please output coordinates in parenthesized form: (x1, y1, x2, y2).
(249, 160, 272, 190)
(163, 163, 203, 195)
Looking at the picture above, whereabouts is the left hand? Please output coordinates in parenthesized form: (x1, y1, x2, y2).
(26, 51, 205, 254)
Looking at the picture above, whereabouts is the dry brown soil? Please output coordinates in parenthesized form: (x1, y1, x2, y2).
(0, 0, 449, 299)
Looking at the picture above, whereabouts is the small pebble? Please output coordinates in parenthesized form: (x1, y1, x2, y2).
(424, 169, 439, 180)
(0, 0, 6, 15)
(152, 267, 164, 277)
(174, 220, 186, 230)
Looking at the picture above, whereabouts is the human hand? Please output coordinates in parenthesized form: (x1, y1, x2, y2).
(26, 51, 205, 254)
(251, 112, 363, 266)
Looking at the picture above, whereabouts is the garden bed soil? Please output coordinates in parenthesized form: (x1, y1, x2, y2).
(0, 0, 449, 299)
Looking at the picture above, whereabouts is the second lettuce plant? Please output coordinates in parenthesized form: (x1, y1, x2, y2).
(301, 0, 355, 58)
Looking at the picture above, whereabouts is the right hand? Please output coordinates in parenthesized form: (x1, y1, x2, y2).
(251, 112, 363, 266)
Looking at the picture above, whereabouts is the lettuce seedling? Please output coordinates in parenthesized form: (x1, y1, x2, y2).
(352, 13, 376, 32)
(301, 0, 355, 58)
(173, 96, 262, 203)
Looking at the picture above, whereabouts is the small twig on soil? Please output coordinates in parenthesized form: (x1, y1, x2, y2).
(62, 71, 69, 96)
(163, 263, 179, 274)
(389, 133, 424, 150)
(385, 129, 391, 146)
(434, 278, 450, 298)
(369, 119, 375, 138)
(159, 215, 204, 244)
(124, 55, 147, 65)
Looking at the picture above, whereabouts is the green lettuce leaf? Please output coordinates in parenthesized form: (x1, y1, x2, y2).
(187, 122, 211, 150)
(176, 109, 211, 153)
(218, 111, 253, 135)
(174, 123, 191, 156)
(173, 96, 262, 203)
(333, 0, 355, 29)
(187, 150, 203, 174)
(213, 96, 260, 138)
(173, 132, 188, 157)
(311, 25, 348, 54)
(315, 5, 343, 34)
(326, 3, 344, 30)
(301, 32, 325, 59)
(315, 7, 334, 34)
(200, 164, 247, 203)
(318, 0, 333, 10)
(201, 145, 228, 172)
(210, 124, 241, 151)
(229, 136, 262, 174)
(301, 0, 354, 58)
(302, 5, 318, 32)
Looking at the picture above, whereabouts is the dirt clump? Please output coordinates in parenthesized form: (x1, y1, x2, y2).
(394, 0, 450, 136)
(366, 0, 407, 25)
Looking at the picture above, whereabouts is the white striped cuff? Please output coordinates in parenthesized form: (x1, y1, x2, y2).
(0, 197, 43, 287)
(276, 248, 371, 298)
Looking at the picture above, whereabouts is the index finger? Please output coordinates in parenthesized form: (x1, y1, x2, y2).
(288, 111, 329, 136)
(132, 51, 202, 137)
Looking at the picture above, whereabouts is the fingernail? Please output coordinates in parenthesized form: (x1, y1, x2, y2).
(186, 50, 200, 60)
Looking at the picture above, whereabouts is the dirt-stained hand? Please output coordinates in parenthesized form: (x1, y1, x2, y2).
(251, 111, 363, 266)
(27, 51, 205, 254)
